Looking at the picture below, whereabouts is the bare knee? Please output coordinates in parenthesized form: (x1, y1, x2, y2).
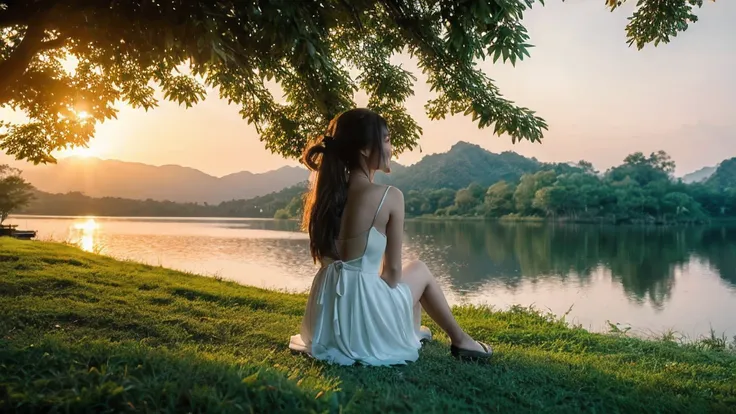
(402, 260, 431, 303)
(404, 259, 429, 274)
(404, 260, 433, 282)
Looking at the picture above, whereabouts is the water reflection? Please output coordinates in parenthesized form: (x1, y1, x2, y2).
(7, 215, 736, 337)
(696, 227, 736, 286)
(69, 218, 99, 252)
(403, 221, 736, 308)
(216, 219, 302, 233)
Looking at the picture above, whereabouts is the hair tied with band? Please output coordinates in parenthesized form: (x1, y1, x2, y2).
(322, 135, 335, 145)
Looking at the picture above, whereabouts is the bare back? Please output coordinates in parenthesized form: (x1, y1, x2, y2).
(336, 183, 392, 262)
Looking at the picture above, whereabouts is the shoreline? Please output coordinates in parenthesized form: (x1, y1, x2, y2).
(3, 238, 735, 344)
(12, 213, 736, 227)
(4, 230, 735, 342)
(2, 238, 734, 412)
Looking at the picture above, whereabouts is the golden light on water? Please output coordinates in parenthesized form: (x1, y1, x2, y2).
(70, 218, 99, 252)
(73, 218, 98, 232)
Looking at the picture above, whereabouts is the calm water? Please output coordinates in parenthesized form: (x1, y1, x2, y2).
(7, 215, 736, 340)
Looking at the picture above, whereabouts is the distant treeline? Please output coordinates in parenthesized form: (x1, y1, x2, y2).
(397, 152, 736, 224)
(278, 151, 736, 225)
(19, 182, 307, 219)
(19, 150, 736, 225)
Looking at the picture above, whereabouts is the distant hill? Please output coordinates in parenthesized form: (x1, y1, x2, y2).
(19, 181, 311, 219)
(18, 157, 309, 203)
(383, 142, 541, 191)
(13, 143, 543, 218)
(705, 158, 736, 190)
(17, 149, 736, 221)
(11, 144, 545, 204)
(682, 166, 717, 184)
(216, 182, 308, 218)
(19, 190, 215, 217)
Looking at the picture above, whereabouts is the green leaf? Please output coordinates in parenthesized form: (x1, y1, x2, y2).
(0, 0, 710, 163)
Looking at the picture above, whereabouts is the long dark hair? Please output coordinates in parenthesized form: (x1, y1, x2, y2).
(301, 108, 389, 263)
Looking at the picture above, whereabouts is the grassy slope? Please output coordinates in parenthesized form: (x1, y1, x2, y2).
(1, 239, 734, 413)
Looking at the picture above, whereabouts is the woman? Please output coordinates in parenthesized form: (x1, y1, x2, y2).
(289, 108, 492, 365)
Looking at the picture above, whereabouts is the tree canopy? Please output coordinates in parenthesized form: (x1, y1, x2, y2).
(409, 150, 734, 224)
(1, 0, 710, 163)
(0, 164, 34, 223)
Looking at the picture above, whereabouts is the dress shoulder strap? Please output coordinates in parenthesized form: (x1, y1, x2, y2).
(371, 186, 392, 226)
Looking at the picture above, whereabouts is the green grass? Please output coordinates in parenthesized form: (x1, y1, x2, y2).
(1, 239, 735, 413)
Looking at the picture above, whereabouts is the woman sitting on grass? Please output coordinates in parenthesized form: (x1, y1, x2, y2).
(289, 108, 492, 365)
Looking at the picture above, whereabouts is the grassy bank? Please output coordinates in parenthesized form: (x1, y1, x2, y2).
(1, 239, 735, 413)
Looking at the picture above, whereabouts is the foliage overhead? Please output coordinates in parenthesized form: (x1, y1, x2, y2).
(0, 0, 711, 163)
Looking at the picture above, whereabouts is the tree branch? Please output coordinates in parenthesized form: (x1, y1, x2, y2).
(0, 0, 34, 28)
(0, 12, 27, 28)
(38, 35, 67, 51)
(0, 22, 46, 103)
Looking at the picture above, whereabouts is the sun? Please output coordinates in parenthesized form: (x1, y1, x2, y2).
(54, 110, 101, 159)
(58, 145, 97, 158)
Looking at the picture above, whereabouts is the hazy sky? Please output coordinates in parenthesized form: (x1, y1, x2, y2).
(2, 1, 735, 177)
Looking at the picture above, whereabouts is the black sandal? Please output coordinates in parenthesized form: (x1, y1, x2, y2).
(451, 341, 493, 361)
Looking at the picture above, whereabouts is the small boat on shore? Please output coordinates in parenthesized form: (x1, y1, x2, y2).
(0, 224, 37, 240)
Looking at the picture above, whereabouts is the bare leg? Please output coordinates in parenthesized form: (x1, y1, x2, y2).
(413, 302, 422, 331)
(401, 260, 486, 353)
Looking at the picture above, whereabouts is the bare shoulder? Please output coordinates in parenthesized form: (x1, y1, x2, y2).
(364, 183, 403, 207)
(387, 185, 403, 201)
(383, 185, 404, 210)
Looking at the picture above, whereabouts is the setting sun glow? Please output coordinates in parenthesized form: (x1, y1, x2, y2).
(57, 145, 97, 159)
(70, 218, 99, 253)
(53, 110, 102, 159)
(73, 218, 99, 232)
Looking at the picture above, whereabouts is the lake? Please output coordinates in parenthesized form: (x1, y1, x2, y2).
(6, 215, 736, 340)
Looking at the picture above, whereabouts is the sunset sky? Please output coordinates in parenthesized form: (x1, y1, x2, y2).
(2, 1, 735, 177)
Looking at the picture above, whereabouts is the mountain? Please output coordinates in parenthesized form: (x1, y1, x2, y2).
(682, 166, 717, 184)
(11, 142, 558, 206)
(18, 146, 735, 221)
(383, 142, 541, 191)
(18, 157, 309, 203)
(18, 180, 311, 218)
(705, 158, 736, 190)
(217, 166, 309, 200)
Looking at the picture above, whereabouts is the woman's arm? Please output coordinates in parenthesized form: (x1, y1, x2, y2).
(381, 186, 404, 288)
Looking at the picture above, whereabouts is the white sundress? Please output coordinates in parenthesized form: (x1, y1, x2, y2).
(289, 186, 422, 366)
